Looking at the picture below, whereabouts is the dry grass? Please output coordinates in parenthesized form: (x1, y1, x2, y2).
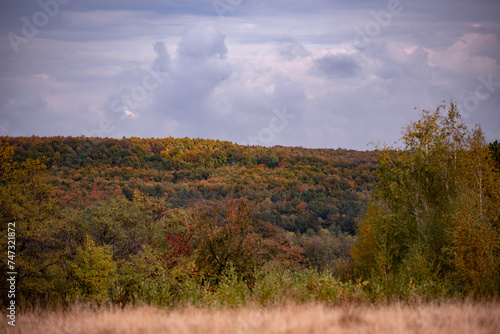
(3, 302, 499, 334)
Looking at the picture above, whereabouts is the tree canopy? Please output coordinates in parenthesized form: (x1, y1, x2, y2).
(352, 102, 500, 298)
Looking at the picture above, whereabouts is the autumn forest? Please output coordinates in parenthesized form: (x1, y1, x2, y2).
(1, 103, 500, 311)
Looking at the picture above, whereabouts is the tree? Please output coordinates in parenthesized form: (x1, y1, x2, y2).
(65, 236, 116, 305)
(490, 140, 500, 170)
(190, 200, 262, 287)
(0, 138, 68, 306)
(351, 102, 500, 298)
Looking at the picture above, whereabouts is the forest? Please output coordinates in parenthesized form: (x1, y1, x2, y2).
(1, 102, 499, 310)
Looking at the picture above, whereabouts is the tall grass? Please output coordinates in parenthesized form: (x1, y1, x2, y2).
(5, 265, 499, 333)
(5, 302, 499, 334)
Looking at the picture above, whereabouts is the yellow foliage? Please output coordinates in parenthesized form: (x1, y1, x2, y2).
(351, 203, 382, 278)
(160, 148, 170, 157)
(67, 236, 116, 305)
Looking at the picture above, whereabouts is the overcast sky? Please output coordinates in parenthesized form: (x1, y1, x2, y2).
(1, 0, 499, 149)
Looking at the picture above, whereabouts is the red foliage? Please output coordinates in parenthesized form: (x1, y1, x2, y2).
(277, 161, 288, 168)
(164, 227, 194, 268)
(295, 202, 306, 210)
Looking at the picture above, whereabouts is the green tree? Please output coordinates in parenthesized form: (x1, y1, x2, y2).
(352, 102, 500, 298)
(0, 138, 68, 306)
(66, 236, 116, 305)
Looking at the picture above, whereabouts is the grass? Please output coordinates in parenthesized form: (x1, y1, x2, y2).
(4, 301, 499, 334)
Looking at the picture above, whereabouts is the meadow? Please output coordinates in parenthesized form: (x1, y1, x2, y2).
(4, 302, 499, 334)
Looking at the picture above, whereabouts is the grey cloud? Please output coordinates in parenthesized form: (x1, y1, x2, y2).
(144, 24, 232, 138)
(276, 37, 310, 61)
(1, 0, 499, 149)
(375, 46, 430, 80)
(67, 0, 216, 16)
(461, 33, 500, 62)
(170, 25, 232, 102)
(177, 25, 228, 60)
(314, 54, 360, 78)
(153, 41, 171, 73)
(0, 97, 66, 137)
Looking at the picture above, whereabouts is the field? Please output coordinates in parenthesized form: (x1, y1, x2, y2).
(4, 302, 500, 334)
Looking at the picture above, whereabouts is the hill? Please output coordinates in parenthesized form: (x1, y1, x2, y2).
(5, 136, 378, 235)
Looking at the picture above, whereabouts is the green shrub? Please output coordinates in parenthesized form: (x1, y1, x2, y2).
(66, 236, 116, 305)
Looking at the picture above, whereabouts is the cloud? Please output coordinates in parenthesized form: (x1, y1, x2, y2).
(168, 24, 232, 106)
(276, 37, 310, 61)
(141, 24, 233, 138)
(177, 25, 228, 60)
(152, 41, 171, 73)
(1, 0, 499, 149)
(314, 53, 360, 78)
(428, 33, 500, 77)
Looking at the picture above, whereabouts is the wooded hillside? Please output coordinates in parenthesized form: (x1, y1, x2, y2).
(1, 104, 498, 308)
(6, 136, 378, 235)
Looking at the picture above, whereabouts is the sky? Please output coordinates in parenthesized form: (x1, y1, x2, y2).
(0, 0, 499, 150)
